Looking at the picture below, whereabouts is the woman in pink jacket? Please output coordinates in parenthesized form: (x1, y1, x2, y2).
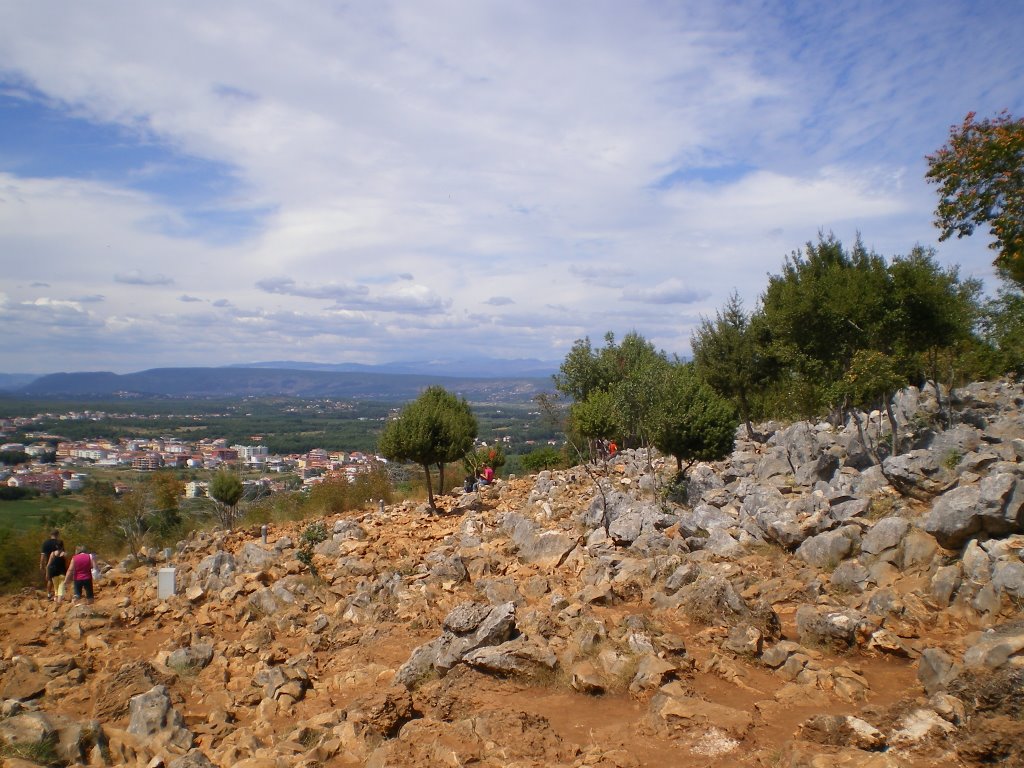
(66, 545, 96, 603)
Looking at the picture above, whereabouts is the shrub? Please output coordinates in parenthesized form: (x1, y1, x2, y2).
(519, 446, 566, 473)
(0, 527, 45, 593)
(296, 521, 329, 578)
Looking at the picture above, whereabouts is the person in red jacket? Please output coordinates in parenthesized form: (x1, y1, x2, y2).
(66, 545, 96, 604)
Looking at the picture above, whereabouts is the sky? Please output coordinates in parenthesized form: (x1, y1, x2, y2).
(1, 1, 1022, 375)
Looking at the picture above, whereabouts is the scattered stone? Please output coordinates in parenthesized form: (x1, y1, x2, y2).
(797, 714, 885, 750)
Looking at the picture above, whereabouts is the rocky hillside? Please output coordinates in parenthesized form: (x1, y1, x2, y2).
(1, 380, 1022, 767)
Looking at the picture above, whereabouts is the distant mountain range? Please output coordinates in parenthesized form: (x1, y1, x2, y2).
(5, 363, 558, 402)
(0, 374, 40, 391)
(227, 358, 560, 378)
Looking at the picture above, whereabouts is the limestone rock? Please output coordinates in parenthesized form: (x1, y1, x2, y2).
(167, 643, 214, 672)
(795, 606, 871, 650)
(462, 637, 557, 677)
(650, 682, 752, 738)
(796, 714, 885, 750)
(0, 711, 55, 752)
(127, 684, 193, 752)
(676, 575, 780, 637)
(345, 686, 415, 740)
(883, 450, 956, 500)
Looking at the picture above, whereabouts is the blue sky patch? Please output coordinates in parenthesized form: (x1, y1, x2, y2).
(0, 83, 266, 240)
(652, 162, 756, 189)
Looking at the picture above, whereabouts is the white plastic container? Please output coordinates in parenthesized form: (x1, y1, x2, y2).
(158, 567, 177, 599)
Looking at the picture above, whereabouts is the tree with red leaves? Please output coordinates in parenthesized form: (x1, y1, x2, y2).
(926, 111, 1024, 287)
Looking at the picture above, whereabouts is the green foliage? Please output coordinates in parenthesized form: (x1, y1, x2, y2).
(754, 233, 985, 420)
(0, 733, 59, 764)
(0, 527, 42, 593)
(297, 520, 329, 578)
(942, 450, 963, 471)
(761, 234, 892, 402)
(570, 389, 618, 441)
(463, 444, 506, 476)
(555, 334, 737, 475)
(691, 291, 776, 435)
(304, 467, 393, 517)
(0, 450, 30, 466)
(209, 470, 244, 529)
(652, 363, 738, 477)
(300, 520, 328, 547)
(926, 111, 1024, 286)
(62, 474, 188, 557)
(0, 486, 39, 501)
(607, 333, 670, 450)
(378, 386, 478, 510)
(980, 285, 1024, 376)
(518, 446, 566, 473)
(553, 337, 604, 402)
(830, 350, 905, 412)
(555, 331, 670, 451)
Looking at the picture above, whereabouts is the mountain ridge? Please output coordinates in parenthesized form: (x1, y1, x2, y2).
(15, 366, 554, 402)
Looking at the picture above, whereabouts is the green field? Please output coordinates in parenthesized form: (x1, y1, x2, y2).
(0, 496, 85, 532)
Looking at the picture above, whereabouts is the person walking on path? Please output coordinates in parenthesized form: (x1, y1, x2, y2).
(40, 530, 63, 599)
(46, 543, 68, 603)
(66, 545, 97, 604)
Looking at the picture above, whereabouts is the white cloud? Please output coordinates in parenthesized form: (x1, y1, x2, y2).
(114, 270, 175, 286)
(0, 1, 1019, 372)
(621, 279, 709, 305)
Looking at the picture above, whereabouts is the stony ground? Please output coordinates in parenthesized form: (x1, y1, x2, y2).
(1, 380, 1023, 767)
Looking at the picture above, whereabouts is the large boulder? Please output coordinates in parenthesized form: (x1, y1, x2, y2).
(924, 474, 1024, 549)
(462, 637, 557, 676)
(166, 644, 214, 672)
(795, 606, 872, 650)
(861, 516, 911, 557)
(127, 685, 192, 752)
(236, 542, 277, 572)
(795, 526, 860, 568)
(190, 551, 236, 591)
(882, 450, 956, 500)
(394, 601, 518, 687)
(0, 712, 55, 753)
(768, 422, 840, 486)
(676, 575, 779, 637)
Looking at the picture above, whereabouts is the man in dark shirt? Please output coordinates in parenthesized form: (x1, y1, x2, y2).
(40, 530, 62, 598)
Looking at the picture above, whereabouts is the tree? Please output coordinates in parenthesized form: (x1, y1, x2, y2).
(759, 233, 891, 415)
(606, 333, 671, 454)
(980, 285, 1024, 377)
(757, 234, 984, 423)
(555, 331, 670, 454)
(883, 247, 983, 421)
(652, 362, 738, 477)
(209, 470, 244, 528)
(518, 446, 565, 473)
(553, 336, 606, 402)
(691, 292, 775, 438)
(148, 472, 184, 538)
(463, 443, 507, 478)
(829, 350, 906, 462)
(926, 111, 1024, 286)
(108, 486, 151, 559)
(570, 388, 619, 458)
(425, 387, 477, 495)
(378, 386, 478, 511)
